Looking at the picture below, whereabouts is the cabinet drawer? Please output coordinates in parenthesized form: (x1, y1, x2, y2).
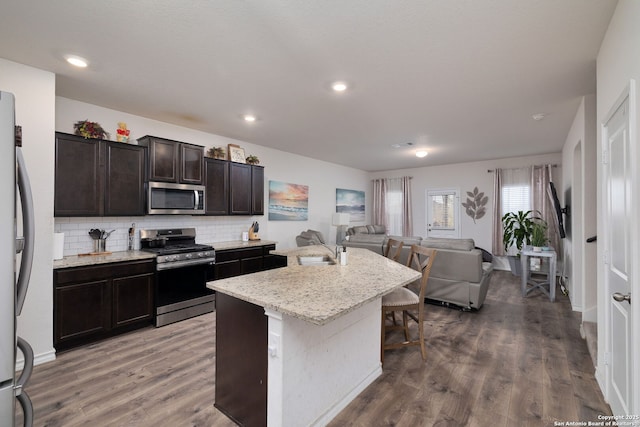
(237, 247, 263, 259)
(215, 250, 241, 263)
(55, 260, 155, 285)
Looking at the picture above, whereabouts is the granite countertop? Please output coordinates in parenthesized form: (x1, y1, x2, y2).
(53, 250, 157, 269)
(53, 240, 278, 270)
(207, 245, 421, 326)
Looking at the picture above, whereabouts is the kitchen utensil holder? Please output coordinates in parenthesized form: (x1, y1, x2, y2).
(94, 238, 106, 253)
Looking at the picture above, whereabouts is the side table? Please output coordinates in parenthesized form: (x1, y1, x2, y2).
(520, 247, 557, 302)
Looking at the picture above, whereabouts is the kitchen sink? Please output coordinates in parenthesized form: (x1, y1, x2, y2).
(297, 255, 336, 266)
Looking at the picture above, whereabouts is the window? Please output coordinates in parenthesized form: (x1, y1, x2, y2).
(501, 184, 530, 215)
(426, 188, 460, 238)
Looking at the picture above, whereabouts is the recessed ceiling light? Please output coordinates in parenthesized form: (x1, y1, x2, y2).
(332, 82, 348, 92)
(65, 55, 89, 68)
(243, 115, 256, 122)
(415, 150, 428, 158)
(532, 113, 546, 121)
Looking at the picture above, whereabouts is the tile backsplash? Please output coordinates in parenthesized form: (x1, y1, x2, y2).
(55, 215, 263, 256)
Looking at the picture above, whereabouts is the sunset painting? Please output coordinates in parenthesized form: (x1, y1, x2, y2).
(268, 181, 309, 221)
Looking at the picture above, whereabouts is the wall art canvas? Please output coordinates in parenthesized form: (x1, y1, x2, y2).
(269, 181, 309, 221)
(336, 188, 365, 222)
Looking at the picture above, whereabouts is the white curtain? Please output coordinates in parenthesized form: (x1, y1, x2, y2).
(372, 176, 413, 236)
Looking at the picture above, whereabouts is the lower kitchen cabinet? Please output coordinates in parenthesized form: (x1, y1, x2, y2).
(212, 244, 284, 280)
(54, 259, 155, 351)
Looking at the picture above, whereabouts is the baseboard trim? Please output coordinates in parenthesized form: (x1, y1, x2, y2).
(16, 348, 56, 371)
(310, 365, 382, 427)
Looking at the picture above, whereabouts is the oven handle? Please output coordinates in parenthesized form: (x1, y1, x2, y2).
(156, 258, 215, 271)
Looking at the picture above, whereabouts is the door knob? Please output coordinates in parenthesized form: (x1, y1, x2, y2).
(612, 292, 631, 304)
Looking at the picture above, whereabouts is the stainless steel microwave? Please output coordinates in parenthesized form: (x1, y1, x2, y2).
(147, 182, 205, 215)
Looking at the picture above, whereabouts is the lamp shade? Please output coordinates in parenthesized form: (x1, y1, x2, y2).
(332, 213, 350, 226)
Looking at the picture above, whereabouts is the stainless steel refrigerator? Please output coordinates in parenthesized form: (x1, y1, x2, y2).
(0, 91, 35, 426)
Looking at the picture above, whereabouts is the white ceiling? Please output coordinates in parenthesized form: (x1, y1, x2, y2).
(0, 1, 617, 172)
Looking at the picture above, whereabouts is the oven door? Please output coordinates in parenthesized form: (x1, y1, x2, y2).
(148, 182, 205, 215)
(154, 263, 215, 327)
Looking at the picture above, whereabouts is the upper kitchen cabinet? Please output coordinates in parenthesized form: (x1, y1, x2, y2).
(229, 163, 251, 215)
(230, 163, 264, 215)
(205, 158, 229, 215)
(137, 136, 203, 185)
(251, 165, 264, 215)
(54, 132, 146, 217)
(104, 141, 146, 216)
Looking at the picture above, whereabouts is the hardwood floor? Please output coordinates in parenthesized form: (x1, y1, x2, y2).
(18, 271, 610, 426)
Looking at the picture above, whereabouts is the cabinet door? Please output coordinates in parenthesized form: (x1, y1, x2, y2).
(251, 165, 264, 215)
(180, 143, 204, 184)
(229, 163, 252, 215)
(214, 250, 242, 279)
(55, 279, 110, 347)
(205, 158, 229, 215)
(54, 133, 102, 216)
(145, 137, 179, 182)
(104, 142, 146, 216)
(112, 272, 154, 328)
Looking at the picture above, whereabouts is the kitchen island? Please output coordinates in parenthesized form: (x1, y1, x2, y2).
(207, 245, 421, 427)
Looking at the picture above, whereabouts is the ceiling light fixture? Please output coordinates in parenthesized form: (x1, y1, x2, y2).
(332, 82, 347, 92)
(415, 150, 428, 158)
(243, 114, 256, 122)
(532, 113, 546, 121)
(391, 142, 414, 148)
(65, 55, 89, 68)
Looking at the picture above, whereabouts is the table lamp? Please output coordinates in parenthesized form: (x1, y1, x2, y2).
(332, 213, 350, 244)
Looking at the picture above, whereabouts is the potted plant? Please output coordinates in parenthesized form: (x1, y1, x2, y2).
(74, 120, 109, 139)
(206, 146, 226, 160)
(530, 220, 548, 252)
(246, 154, 260, 165)
(501, 210, 541, 275)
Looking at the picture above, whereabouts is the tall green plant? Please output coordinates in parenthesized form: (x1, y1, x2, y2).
(530, 220, 549, 247)
(502, 210, 542, 253)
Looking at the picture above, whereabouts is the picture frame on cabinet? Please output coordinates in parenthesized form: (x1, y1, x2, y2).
(228, 144, 246, 163)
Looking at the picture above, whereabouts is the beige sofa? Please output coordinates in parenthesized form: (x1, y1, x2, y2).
(342, 227, 492, 309)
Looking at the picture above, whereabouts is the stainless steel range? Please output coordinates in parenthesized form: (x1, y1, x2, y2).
(141, 228, 216, 327)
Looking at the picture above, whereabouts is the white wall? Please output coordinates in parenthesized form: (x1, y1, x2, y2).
(0, 59, 56, 365)
(595, 0, 640, 412)
(55, 98, 370, 252)
(370, 152, 562, 268)
(561, 95, 597, 319)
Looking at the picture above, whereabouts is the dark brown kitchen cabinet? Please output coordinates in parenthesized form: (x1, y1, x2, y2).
(54, 132, 145, 217)
(138, 135, 204, 185)
(54, 259, 155, 351)
(229, 162, 252, 215)
(228, 163, 264, 215)
(104, 141, 146, 215)
(212, 244, 283, 281)
(54, 133, 101, 216)
(251, 165, 265, 215)
(204, 158, 229, 215)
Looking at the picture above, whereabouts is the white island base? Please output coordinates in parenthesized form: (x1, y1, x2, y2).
(265, 299, 381, 426)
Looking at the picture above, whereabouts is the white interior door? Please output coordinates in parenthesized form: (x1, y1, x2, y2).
(425, 188, 460, 238)
(604, 94, 634, 416)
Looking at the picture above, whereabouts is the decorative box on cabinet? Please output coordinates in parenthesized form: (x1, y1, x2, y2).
(54, 259, 155, 351)
(138, 135, 204, 185)
(54, 132, 146, 217)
